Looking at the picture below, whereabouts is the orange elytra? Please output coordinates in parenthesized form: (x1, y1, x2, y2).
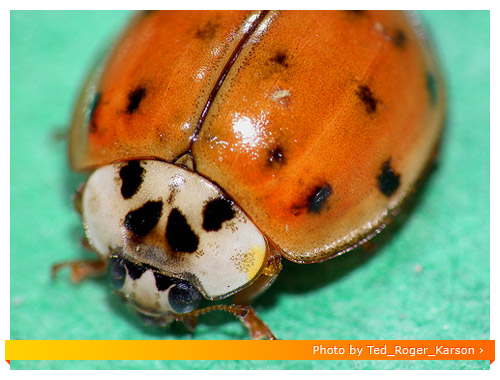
(60, 10, 445, 339)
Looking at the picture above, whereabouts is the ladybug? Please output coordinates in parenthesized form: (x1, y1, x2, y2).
(55, 10, 445, 339)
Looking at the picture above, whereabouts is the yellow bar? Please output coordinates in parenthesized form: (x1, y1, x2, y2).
(5, 340, 495, 363)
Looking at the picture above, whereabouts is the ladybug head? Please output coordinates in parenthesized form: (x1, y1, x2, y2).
(106, 254, 203, 324)
(79, 159, 269, 320)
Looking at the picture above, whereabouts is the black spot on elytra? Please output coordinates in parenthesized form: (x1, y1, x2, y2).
(356, 85, 379, 114)
(153, 272, 178, 291)
(307, 184, 333, 213)
(268, 146, 285, 166)
(345, 10, 365, 15)
(126, 86, 146, 114)
(168, 281, 203, 314)
(270, 52, 289, 68)
(87, 92, 101, 133)
(166, 208, 199, 253)
(377, 159, 400, 197)
(108, 255, 126, 289)
(124, 201, 163, 237)
(392, 29, 407, 48)
(125, 260, 148, 280)
(195, 21, 218, 40)
(202, 197, 235, 232)
(120, 161, 145, 199)
(426, 72, 438, 105)
(291, 183, 333, 216)
(87, 92, 101, 122)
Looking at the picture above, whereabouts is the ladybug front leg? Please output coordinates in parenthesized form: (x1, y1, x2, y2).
(52, 235, 107, 282)
(182, 315, 198, 333)
(176, 304, 276, 340)
(237, 305, 276, 340)
(52, 259, 107, 283)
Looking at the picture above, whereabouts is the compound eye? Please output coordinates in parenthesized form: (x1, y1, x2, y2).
(108, 255, 126, 289)
(168, 281, 202, 314)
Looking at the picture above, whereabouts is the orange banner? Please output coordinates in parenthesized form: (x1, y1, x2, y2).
(5, 340, 495, 363)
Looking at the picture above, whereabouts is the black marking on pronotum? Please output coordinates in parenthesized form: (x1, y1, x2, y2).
(202, 197, 235, 232)
(166, 208, 199, 253)
(377, 159, 400, 197)
(307, 184, 333, 214)
(108, 255, 126, 289)
(126, 86, 146, 114)
(426, 72, 438, 105)
(125, 260, 148, 280)
(188, 11, 270, 149)
(356, 85, 379, 114)
(392, 29, 407, 48)
(168, 281, 202, 314)
(120, 160, 145, 199)
(270, 52, 289, 67)
(153, 272, 179, 291)
(268, 146, 285, 166)
(87, 92, 101, 133)
(124, 200, 163, 237)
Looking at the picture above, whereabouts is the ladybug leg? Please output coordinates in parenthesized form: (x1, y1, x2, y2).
(362, 241, 375, 254)
(176, 304, 276, 340)
(182, 315, 198, 333)
(237, 306, 276, 340)
(54, 181, 107, 283)
(73, 183, 85, 215)
(53, 232, 106, 282)
(52, 259, 107, 283)
(50, 127, 68, 143)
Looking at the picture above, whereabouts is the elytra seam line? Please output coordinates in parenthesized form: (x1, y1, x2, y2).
(188, 10, 270, 149)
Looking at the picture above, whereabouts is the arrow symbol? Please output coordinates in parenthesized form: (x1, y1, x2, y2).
(480, 348, 483, 354)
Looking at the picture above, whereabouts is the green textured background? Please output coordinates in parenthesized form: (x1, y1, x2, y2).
(10, 11, 489, 370)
